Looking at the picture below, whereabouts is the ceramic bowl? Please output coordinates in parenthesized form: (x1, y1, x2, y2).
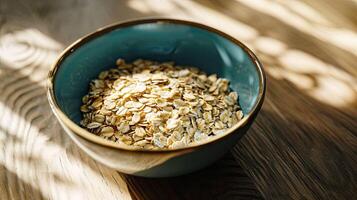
(47, 18, 266, 177)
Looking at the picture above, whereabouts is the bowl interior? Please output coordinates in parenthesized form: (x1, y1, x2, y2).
(53, 21, 261, 124)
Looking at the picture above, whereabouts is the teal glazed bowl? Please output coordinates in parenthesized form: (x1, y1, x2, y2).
(48, 18, 266, 177)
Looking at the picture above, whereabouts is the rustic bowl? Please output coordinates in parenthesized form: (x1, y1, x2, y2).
(47, 18, 266, 177)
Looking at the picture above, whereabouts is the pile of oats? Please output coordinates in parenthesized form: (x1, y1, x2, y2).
(80, 58, 243, 149)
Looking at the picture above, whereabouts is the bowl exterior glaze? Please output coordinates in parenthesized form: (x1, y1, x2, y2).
(55, 108, 259, 177)
(48, 18, 266, 177)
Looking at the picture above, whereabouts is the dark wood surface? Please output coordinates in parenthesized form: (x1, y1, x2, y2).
(0, 0, 356, 199)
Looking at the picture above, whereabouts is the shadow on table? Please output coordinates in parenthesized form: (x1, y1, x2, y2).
(122, 152, 263, 200)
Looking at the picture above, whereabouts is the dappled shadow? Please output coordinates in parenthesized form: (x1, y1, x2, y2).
(0, 164, 46, 200)
(189, 0, 357, 199)
(1, 0, 356, 199)
(300, 0, 357, 30)
(0, 0, 162, 45)
(194, 0, 357, 76)
(0, 57, 130, 198)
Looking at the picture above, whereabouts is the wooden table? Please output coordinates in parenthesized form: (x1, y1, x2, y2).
(0, 0, 356, 199)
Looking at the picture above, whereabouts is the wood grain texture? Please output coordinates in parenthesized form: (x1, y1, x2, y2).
(0, 0, 356, 199)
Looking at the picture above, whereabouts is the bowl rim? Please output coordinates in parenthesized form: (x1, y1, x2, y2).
(47, 18, 266, 152)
